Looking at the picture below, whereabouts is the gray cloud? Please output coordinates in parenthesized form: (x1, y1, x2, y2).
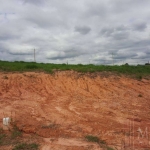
(100, 26, 129, 40)
(46, 47, 86, 60)
(22, 0, 44, 5)
(0, 0, 150, 64)
(113, 51, 138, 59)
(112, 31, 129, 40)
(100, 27, 114, 36)
(74, 26, 91, 35)
(132, 22, 147, 31)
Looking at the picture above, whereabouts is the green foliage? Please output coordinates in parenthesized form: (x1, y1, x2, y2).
(25, 64, 38, 69)
(85, 135, 115, 150)
(12, 143, 39, 150)
(0, 60, 150, 78)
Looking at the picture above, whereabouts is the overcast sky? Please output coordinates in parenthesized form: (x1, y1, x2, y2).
(0, 0, 150, 65)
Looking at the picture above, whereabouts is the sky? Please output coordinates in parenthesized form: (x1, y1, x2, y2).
(0, 0, 150, 65)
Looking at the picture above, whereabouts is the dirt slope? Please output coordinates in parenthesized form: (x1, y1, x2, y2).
(0, 71, 150, 150)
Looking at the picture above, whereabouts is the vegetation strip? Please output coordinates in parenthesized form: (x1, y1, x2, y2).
(0, 61, 150, 77)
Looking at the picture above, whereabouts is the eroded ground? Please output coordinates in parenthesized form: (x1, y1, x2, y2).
(0, 71, 150, 150)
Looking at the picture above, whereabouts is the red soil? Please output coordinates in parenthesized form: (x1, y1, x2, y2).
(0, 71, 150, 150)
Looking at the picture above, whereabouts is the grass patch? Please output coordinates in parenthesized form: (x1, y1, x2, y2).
(11, 125, 22, 139)
(85, 135, 115, 150)
(0, 133, 6, 145)
(0, 127, 39, 148)
(85, 135, 99, 143)
(25, 64, 38, 69)
(85, 135, 106, 144)
(136, 75, 142, 80)
(106, 146, 115, 150)
(0, 60, 150, 78)
(12, 142, 39, 150)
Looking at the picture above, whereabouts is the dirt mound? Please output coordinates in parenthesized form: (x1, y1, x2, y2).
(0, 71, 150, 149)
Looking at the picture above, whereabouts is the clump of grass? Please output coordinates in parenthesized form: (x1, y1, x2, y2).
(12, 142, 39, 150)
(85, 135, 104, 144)
(11, 125, 22, 139)
(85, 135, 115, 149)
(0, 133, 6, 145)
(106, 146, 115, 150)
(136, 75, 142, 80)
(0, 128, 6, 145)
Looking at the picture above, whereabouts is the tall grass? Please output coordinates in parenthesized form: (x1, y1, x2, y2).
(0, 60, 150, 77)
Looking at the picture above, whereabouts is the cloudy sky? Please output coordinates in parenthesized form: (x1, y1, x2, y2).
(0, 0, 150, 65)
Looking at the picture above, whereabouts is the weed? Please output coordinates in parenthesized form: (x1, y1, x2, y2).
(106, 146, 115, 150)
(85, 135, 101, 143)
(11, 125, 22, 139)
(0, 133, 6, 145)
(136, 75, 142, 80)
(85, 135, 114, 150)
(12, 142, 39, 150)
(99, 139, 106, 144)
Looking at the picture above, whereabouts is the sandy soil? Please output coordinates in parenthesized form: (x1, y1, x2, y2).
(0, 71, 150, 150)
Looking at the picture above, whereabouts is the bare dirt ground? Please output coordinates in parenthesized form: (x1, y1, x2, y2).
(0, 71, 150, 150)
